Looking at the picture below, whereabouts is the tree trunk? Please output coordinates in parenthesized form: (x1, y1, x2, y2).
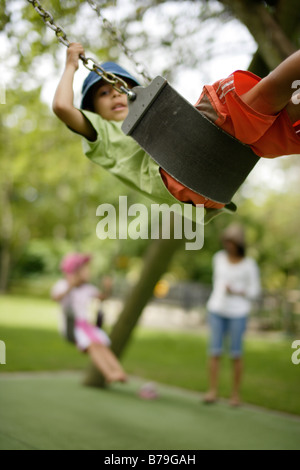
(247, 0, 300, 77)
(109, 233, 184, 359)
(0, 182, 13, 294)
(83, 214, 185, 387)
(275, 0, 300, 44)
(248, 51, 271, 78)
(220, 0, 296, 69)
(0, 247, 11, 294)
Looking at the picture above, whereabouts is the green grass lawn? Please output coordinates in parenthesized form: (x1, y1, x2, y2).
(1, 374, 300, 450)
(0, 295, 299, 415)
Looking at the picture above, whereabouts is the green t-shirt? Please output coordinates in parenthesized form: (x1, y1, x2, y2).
(80, 110, 233, 224)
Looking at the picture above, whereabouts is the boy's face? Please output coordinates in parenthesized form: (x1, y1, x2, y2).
(92, 83, 129, 121)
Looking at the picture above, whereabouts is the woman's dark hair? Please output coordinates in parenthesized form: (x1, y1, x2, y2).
(235, 243, 246, 258)
(223, 238, 246, 258)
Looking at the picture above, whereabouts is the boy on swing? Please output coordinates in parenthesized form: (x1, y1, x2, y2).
(53, 43, 300, 212)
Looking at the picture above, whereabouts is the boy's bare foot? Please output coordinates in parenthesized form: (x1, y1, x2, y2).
(203, 391, 218, 404)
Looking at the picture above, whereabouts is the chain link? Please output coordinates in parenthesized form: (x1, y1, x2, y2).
(27, 0, 70, 46)
(86, 0, 152, 84)
(26, 0, 137, 99)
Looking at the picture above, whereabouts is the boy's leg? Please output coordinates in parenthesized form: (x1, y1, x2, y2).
(241, 50, 300, 117)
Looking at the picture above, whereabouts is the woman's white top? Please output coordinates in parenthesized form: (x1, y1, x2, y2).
(207, 251, 261, 318)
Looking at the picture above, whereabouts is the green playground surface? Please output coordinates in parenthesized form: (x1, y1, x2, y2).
(1, 295, 300, 414)
(0, 294, 300, 450)
(0, 373, 300, 450)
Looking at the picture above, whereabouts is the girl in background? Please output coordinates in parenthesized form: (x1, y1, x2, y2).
(51, 253, 127, 384)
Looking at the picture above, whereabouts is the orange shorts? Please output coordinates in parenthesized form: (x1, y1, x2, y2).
(160, 168, 225, 209)
(161, 70, 300, 209)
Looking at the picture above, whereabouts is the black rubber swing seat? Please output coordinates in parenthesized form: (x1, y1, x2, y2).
(122, 76, 260, 206)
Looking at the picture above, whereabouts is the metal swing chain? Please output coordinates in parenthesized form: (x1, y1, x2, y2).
(86, 0, 152, 84)
(26, 0, 137, 100)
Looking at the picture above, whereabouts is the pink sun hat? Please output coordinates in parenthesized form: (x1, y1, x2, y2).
(60, 253, 92, 274)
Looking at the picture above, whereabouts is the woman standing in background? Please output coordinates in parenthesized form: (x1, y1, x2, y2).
(205, 224, 261, 407)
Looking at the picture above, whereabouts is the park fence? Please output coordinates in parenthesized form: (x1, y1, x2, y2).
(111, 280, 300, 334)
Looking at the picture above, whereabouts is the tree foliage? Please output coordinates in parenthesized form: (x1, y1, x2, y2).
(1, 0, 300, 294)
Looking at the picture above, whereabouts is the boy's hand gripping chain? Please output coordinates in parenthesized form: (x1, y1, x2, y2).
(26, 0, 136, 100)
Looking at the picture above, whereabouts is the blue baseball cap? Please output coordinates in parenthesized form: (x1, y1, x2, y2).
(81, 62, 141, 109)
